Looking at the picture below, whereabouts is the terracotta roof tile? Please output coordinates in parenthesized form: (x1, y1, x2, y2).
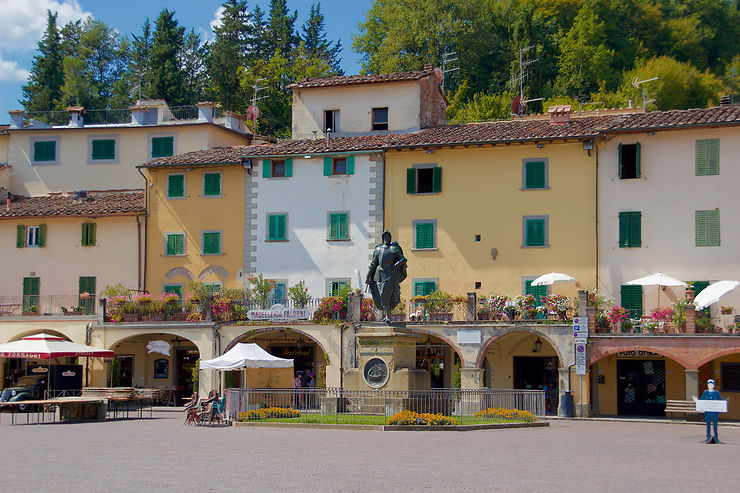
(0, 190, 145, 218)
(288, 69, 435, 89)
(602, 106, 740, 132)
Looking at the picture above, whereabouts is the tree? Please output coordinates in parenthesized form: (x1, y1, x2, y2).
(266, 0, 298, 57)
(149, 9, 186, 106)
(207, 0, 252, 110)
(446, 81, 512, 123)
(181, 30, 208, 104)
(248, 5, 270, 63)
(301, 3, 342, 73)
(22, 10, 64, 113)
(130, 19, 154, 100)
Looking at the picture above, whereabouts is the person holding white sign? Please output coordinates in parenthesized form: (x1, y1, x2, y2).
(697, 379, 723, 443)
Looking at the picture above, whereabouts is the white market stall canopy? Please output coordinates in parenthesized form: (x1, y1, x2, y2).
(199, 343, 293, 370)
(0, 333, 114, 359)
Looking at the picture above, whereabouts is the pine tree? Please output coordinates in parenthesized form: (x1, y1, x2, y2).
(149, 9, 186, 106)
(248, 5, 270, 63)
(266, 0, 298, 57)
(181, 30, 208, 105)
(301, 3, 342, 73)
(130, 19, 154, 100)
(21, 10, 64, 113)
(207, 0, 251, 110)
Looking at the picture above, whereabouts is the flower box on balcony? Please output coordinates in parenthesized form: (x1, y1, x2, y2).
(123, 314, 140, 322)
(150, 313, 166, 322)
(429, 312, 452, 322)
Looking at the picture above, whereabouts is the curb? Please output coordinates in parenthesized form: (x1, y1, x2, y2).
(545, 416, 740, 427)
(233, 421, 548, 431)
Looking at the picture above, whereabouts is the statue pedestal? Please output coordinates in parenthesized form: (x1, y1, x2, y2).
(343, 324, 430, 391)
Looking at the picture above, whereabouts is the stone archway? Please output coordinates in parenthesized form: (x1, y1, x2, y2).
(411, 329, 464, 388)
(477, 327, 566, 369)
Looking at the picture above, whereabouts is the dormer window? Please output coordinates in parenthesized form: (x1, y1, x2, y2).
(372, 107, 388, 130)
(324, 110, 339, 133)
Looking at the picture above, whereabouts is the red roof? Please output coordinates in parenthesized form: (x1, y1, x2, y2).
(0, 190, 145, 218)
(288, 69, 436, 89)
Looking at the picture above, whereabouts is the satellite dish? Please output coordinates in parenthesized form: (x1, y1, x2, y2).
(245, 104, 260, 120)
(512, 96, 521, 115)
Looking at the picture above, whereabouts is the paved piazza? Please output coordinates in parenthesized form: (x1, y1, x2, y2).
(1, 412, 738, 492)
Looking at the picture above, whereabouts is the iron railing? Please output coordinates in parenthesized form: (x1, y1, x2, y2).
(227, 387, 545, 425)
(0, 295, 97, 316)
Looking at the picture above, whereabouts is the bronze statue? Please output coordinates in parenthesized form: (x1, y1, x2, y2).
(366, 230, 407, 323)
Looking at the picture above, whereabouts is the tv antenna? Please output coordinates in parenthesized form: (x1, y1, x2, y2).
(247, 78, 268, 133)
(509, 46, 543, 115)
(442, 51, 460, 90)
(730, 66, 736, 105)
(632, 76, 659, 110)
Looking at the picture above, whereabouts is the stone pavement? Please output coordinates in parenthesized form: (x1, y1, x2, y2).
(1, 412, 738, 492)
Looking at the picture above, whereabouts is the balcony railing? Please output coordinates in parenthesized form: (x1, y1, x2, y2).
(0, 295, 98, 316)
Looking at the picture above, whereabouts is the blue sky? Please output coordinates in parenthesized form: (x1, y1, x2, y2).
(0, 0, 373, 124)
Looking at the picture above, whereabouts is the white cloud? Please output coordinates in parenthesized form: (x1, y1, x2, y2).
(0, 0, 92, 54)
(0, 51, 30, 82)
(209, 6, 226, 34)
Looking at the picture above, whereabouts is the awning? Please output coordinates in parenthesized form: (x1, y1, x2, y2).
(0, 333, 114, 359)
(199, 343, 293, 370)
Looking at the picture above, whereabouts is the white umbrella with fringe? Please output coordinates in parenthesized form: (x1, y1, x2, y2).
(530, 272, 576, 286)
(693, 281, 740, 310)
(626, 272, 687, 308)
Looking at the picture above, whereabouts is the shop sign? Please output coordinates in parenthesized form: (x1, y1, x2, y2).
(616, 350, 662, 358)
(247, 304, 310, 321)
(30, 366, 49, 373)
(61, 371, 75, 377)
(146, 340, 171, 356)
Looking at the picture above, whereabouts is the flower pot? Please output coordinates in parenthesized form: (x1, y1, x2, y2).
(22, 312, 41, 317)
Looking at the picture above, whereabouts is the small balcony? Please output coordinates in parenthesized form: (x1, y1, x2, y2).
(0, 295, 98, 317)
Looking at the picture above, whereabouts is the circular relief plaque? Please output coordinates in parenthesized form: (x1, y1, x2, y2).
(363, 357, 389, 388)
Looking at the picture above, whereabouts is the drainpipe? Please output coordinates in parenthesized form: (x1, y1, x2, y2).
(136, 216, 142, 290)
(136, 167, 149, 291)
(594, 138, 600, 289)
(213, 325, 221, 392)
(85, 322, 93, 387)
(339, 325, 344, 389)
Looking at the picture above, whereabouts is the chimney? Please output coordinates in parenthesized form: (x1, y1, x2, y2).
(196, 101, 215, 122)
(225, 111, 246, 134)
(9, 110, 25, 129)
(423, 64, 433, 71)
(720, 95, 732, 107)
(129, 104, 153, 125)
(548, 105, 572, 124)
(66, 106, 84, 127)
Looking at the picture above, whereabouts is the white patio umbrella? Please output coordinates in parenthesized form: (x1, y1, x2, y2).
(626, 272, 687, 307)
(531, 272, 576, 286)
(693, 280, 740, 310)
(0, 333, 114, 359)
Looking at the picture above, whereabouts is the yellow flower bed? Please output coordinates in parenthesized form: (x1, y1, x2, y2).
(238, 407, 302, 421)
(386, 410, 457, 426)
(472, 407, 537, 422)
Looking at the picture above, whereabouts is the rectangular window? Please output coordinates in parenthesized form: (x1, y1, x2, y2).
(78, 276, 96, 314)
(523, 216, 548, 247)
(406, 166, 442, 194)
(333, 158, 346, 175)
(91, 139, 116, 160)
(696, 139, 720, 176)
(167, 174, 185, 198)
(272, 160, 286, 177)
(151, 136, 174, 158)
(524, 279, 547, 307)
(372, 107, 389, 130)
(203, 282, 222, 295)
(202, 231, 222, 255)
(618, 142, 641, 179)
(165, 233, 185, 255)
(33, 140, 57, 162)
(22, 277, 40, 312)
(26, 226, 40, 247)
(621, 284, 643, 319)
(414, 281, 437, 296)
(414, 221, 436, 249)
(203, 172, 221, 197)
(328, 213, 349, 240)
(271, 282, 288, 303)
(618, 211, 641, 248)
(523, 159, 547, 189)
(323, 156, 354, 176)
(267, 214, 287, 241)
(162, 284, 183, 302)
(695, 209, 720, 247)
(262, 159, 292, 178)
(329, 280, 349, 297)
(324, 109, 339, 133)
(720, 362, 740, 391)
(81, 222, 97, 247)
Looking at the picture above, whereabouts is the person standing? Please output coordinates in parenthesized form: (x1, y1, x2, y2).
(698, 379, 723, 443)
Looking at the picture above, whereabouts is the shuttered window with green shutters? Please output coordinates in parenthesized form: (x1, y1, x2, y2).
(165, 233, 185, 255)
(695, 210, 720, 246)
(621, 284, 643, 319)
(415, 222, 435, 249)
(202, 231, 222, 254)
(524, 280, 547, 306)
(151, 136, 174, 158)
(524, 160, 546, 189)
(695, 139, 720, 176)
(524, 217, 547, 247)
(163, 284, 183, 304)
(91, 139, 116, 160)
(81, 222, 97, 246)
(33, 141, 56, 162)
(267, 214, 287, 241)
(16, 224, 25, 248)
(414, 281, 436, 296)
(328, 213, 349, 240)
(78, 276, 96, 314)
(20, 225, 45, 247)
(618, 211, 641, 247)
(167, 174, 185, 198)
(22, 277, 40, 312)
(618, 142, 641, 179)
(323, 156, 354, 176)
(203, 172, 221, 196)
(406, 167, 442, 194)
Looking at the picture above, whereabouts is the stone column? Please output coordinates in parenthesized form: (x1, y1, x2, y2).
(459, 368, 484, 389)
(685, 369, 700, 401)
(578, 290, 588, 318)
(466, 292, 477, 321)
(685, 288, 696, 333)
(348, 292, 362, 323)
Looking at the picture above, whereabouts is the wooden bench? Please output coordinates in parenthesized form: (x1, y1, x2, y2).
(665, 399, 700, 420)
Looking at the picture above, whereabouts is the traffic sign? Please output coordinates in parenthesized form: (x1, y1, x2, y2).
(575, 364, 587, 375)
(573, 317, 588, 334)
(574, 336, 588, 345)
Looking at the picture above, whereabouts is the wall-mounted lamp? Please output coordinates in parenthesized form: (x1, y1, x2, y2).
(582, 139, 594, 157)
(536, 143, 544, 149)
(241, 159, 253, 175)
(304, 155, 312, 159)
(532, 337, 543, 353)
(490, 248, 498, 261)
(426, 149, 435, 154)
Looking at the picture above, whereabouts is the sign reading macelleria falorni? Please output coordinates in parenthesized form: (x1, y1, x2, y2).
(247, 305, 310, 320)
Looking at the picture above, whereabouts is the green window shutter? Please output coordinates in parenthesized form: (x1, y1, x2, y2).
(34, 141, 56, 162)
(346, 155, 355, 175)
(268, 215, 286, 241)
(617, 143, 623, 178)
(693, 281, 710, 296)
(406, 168, 417, 194)
(152, 136, 173, 158)
(695, 210, 719, 246)
(618, 212, 629, 247)
(707, 139, 719, 175)
(415, 222, 434, 249)
(166, 234, 181, 255)
(202, 232, 221, 254)
(695, 140, 708, 176)
(628, 212, 641, 247)
(323, 157, 332, 176)
(432, 166, 442, 193)
(695, 211, 707, 246)
(167, 175, 184, 197)
(81, 223, 89, 246)
(17, 224, 25, 248)
(524, 280, 546, 306)
(525, 219, 545, 246)
(38, 224, 46, 247)
(79, 276, 96, 314)
(635, 142, 641, 177)
(329, 213, 348, 240)
(415, 281, 436, 296)
(91, 139, 115, 160)
(525, 161, 546, 189)
(203, 173, 221, 196)
(163, 284, 183, 299)
(23, 277, 40, 311)
(263, 159, 271, 178)
(621, 285, 643, 319)
(285, 158, 293, 177)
